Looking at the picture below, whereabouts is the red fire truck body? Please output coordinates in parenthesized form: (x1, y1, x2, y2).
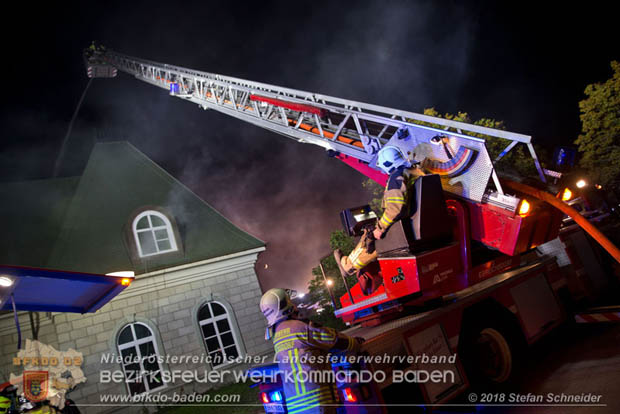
(340, 256, 567, 408)
(87, 47, 619, 412)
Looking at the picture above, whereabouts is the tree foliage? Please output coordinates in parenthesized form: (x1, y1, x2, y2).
(306, 230, 357, 330)
(574, 61, 620, 186)
(361, 178, 384, 215)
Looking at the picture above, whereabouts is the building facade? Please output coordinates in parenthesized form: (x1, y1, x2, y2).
(0, 142, 271, 412)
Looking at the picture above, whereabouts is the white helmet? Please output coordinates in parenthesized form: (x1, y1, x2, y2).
(376, 146, 411, 174)
(260, 288, 297, 340)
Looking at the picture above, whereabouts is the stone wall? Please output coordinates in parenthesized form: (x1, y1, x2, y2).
(0, 247, 271, 413)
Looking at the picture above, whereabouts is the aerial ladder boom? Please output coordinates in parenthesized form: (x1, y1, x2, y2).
(84, 47, 620, 263)
(94, 49, 546, 202)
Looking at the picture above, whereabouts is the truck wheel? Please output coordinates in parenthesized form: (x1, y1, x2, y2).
(474, 327, 513, 383)
(462, 320, 524, 385)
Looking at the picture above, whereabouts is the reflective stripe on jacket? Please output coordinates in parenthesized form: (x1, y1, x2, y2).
(273, 319, 358, 414)
(376, 165, 424, 235)
(0, 396, 10, 414)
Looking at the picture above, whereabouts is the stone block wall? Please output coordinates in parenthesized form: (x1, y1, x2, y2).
(0, 248, 271, 413)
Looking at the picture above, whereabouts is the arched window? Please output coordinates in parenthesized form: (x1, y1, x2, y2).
(132, 210, 178, 257)
(198, 302, 241, 368)
(117, 322, 165, 395)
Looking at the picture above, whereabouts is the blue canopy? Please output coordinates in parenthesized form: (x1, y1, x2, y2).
(0, 265, 133, 313)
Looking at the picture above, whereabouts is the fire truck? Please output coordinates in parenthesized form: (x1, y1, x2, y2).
(85, 46, 620, 412)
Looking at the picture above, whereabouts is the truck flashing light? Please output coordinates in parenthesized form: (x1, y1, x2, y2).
(518, 199, 531, 217)
(261, 392, 269, 404)
(121, 278, 132, 286)
(343, 387, 357, 402)
(270, 391, 282, 402)
(576, 179, 587, 188)
(561, 188, 573, 202)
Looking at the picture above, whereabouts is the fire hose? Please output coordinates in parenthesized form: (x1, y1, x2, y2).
(502, 179, 620, 264)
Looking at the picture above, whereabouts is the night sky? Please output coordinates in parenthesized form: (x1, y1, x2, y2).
(1, 1, 617, 292)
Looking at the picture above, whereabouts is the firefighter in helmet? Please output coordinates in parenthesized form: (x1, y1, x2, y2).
(0, 384, 11, 414)
(260, 288, 364, 414)
(335, 145, 425, 279)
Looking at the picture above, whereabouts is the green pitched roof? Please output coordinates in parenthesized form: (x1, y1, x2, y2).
(0, 176, 79, 267)
(1, 142, 264, 275)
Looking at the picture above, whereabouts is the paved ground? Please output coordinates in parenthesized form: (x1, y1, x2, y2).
(472, 321, 620, 414)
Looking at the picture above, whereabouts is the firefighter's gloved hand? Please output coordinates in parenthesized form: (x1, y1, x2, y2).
(373, 228, 383, 240)
(348, 337, 365, 354)
(345, 337, 361, 354)
(361, 229, 376, 253)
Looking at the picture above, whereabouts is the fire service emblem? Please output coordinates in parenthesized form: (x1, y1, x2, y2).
(23, 371, 49, 402)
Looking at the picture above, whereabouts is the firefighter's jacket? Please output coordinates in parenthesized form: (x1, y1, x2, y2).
(273, 318, 360, 414)
(340, 165, 424, 273)
(375, 165, 425, 236)
(0, 395, 9, 414)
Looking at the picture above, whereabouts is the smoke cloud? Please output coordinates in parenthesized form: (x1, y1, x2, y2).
(2, 1, 617, 292)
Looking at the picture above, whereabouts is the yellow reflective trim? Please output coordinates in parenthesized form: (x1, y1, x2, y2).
(380, 215, 393, 226)
(353, 258, 366, 269)
(294, 348, 306, 394)
(315, 337, 336, 346)
(274, 332, 307, 341)
(274, 336, 305, 346)
(288, 394, 334, 414)
(347, 337, 355, 351)
(287, 387, 323, 402)
(289, 402, 321, 414)
(287, 389, 332, 407)
(274, 332, 307, 344)
(273, 327, 291, 338)
(313, 332, 335, 341)
(288, 350, 300, 395)
(274, 341, 296, 353)
(349, 246, 364, 262)
(387, 200, 406, 205)
(386, 196, 404, 201)
(274, 339, 299, 353)
(287, 384, 332, 399)
(289, 396, 320, 409)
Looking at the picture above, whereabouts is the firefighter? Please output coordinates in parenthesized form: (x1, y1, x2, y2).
(0, 393, 9, 414)
(260, 288, 364, 414)
(0, 383, 15, 414)
(335, 145, 425, 276)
